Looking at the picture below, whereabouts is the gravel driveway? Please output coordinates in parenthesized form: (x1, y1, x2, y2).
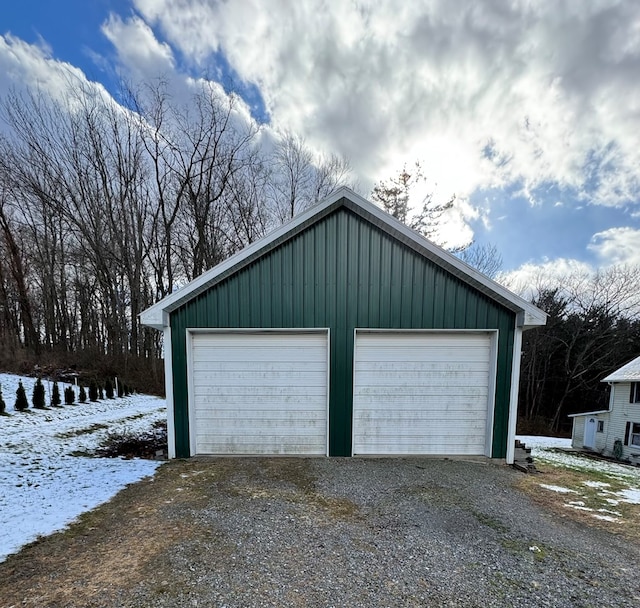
(2, 457, 639, 607)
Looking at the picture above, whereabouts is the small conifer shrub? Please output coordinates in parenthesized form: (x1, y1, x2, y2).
(64, 385, 75, 405)
(32, 378, 46, 409)
(51, 381, 61, 407)
(88, 379, 98, 402)
(79, 385, 87, 404)
(98, 385, 104, 400)
(15, 381, 28, 411)
(117, 379, 124, 398)
(105, 378, 114, 399)
(0, 386, 6, 414)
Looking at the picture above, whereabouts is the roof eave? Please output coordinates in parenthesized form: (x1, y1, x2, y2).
(568, 409, 611, 418)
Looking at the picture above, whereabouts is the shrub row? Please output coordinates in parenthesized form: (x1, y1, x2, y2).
(2, 378, 133, 413)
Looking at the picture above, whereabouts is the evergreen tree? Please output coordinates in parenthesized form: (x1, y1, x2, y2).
(0, 386, 6, 414)
(79, 385, 87, 404)
(371, 162, 461, 249)
(64, 386, 75, 405)
(32, 377, 46, 409)
(117, 379, 124, 398)
(123, 384, 130, 396)
(98, 385, 104, 400)
(105, 378, 114, 399)
(88, 379, 98, 402)
(15, 381, 28, 411)
(51, 381, 61, 406)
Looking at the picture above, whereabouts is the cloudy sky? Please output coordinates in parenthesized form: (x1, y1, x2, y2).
(1, 0, 639, 278)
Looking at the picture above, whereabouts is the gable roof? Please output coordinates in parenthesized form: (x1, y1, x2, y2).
(602, 355, 640, 382)
(140, 187, 547, 330)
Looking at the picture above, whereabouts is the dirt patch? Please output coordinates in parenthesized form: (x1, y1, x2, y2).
(0, 462, 197, 607)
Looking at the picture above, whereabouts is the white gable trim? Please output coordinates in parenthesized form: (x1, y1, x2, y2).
(140, 187, 547, 330)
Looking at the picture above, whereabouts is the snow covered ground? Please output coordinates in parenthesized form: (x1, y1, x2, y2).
(517, 434, 640, 484)
(0, 372, 166, 563)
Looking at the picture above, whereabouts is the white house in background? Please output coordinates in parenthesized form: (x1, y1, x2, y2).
(569, 355, 640, 463)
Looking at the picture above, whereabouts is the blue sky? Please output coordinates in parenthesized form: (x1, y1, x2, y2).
(1, 0, 639, 278)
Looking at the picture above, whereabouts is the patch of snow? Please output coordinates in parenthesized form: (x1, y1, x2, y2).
(539, 484, 578, 494)
(517, 435, 572, 450)
(597, 508, 622, 516)
(565, 504, 594, 512)
(592, 514, 621, 522)
(583, 481, 611, 488)
(0, 373, 166, 563)
(567, 500, 586, 506)
(617, 488, 640, 504)
(604, 498, 620, 505)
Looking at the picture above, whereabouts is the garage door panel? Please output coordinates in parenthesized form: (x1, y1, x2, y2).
(355, 388, 488, 398)
(194, 405, 326, 417)
(192, 352, 327, 364)
(356, 349, 490, 363)
(358, 404, 489, 416)
(358, 370, 489, 382)
(353, 332, 493, 456)
(194, 435, 325, 455)
(193, 387, 327, 401)
(193, 372, 326, 387)
(365, 441, 486, 455)
(190, 332, 328, 455)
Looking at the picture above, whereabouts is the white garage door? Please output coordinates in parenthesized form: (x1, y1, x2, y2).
(189, 331, 328, 455)
(352, 331, 494, 456)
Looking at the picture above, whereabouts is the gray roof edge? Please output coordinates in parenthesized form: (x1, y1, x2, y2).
(140, 186, 547, 329)
(567, 409, 610, 418)
(601, 355, 640, 382)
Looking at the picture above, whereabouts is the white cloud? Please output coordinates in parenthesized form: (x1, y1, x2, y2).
(101, 14, 176, 84)
(129, 0, 640, 215)
(498, 257, 595, 297)
(500, 225, 640, 297)
(0, 34, 100, 102)
(588, 227, 640, 266)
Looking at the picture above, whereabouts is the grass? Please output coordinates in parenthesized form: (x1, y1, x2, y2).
(55, 423, 110, 439)
(515, 462, 640, 541)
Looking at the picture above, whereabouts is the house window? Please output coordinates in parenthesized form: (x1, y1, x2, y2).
(630, 423, 640, 447)
(597, 420, 604, 433)
(631, 383, 640, 404)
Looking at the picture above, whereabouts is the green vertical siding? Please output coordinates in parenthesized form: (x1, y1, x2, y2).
(170, 206, 516, 458)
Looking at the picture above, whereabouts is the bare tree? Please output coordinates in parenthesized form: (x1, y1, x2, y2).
(517, 266, 640, 434)
(457, 243, 503, 278)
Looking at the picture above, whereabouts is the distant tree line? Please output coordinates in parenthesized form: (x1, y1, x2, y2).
(517, 266, 640, 435)
(0, 78, 352, 389)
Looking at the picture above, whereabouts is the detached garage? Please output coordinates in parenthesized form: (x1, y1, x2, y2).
(141, 188, 546, 463)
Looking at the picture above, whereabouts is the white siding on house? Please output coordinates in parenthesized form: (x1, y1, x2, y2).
(605, 381, 640, 461)
(571, 414, 609, 452)
(571, 416, 585, 449)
